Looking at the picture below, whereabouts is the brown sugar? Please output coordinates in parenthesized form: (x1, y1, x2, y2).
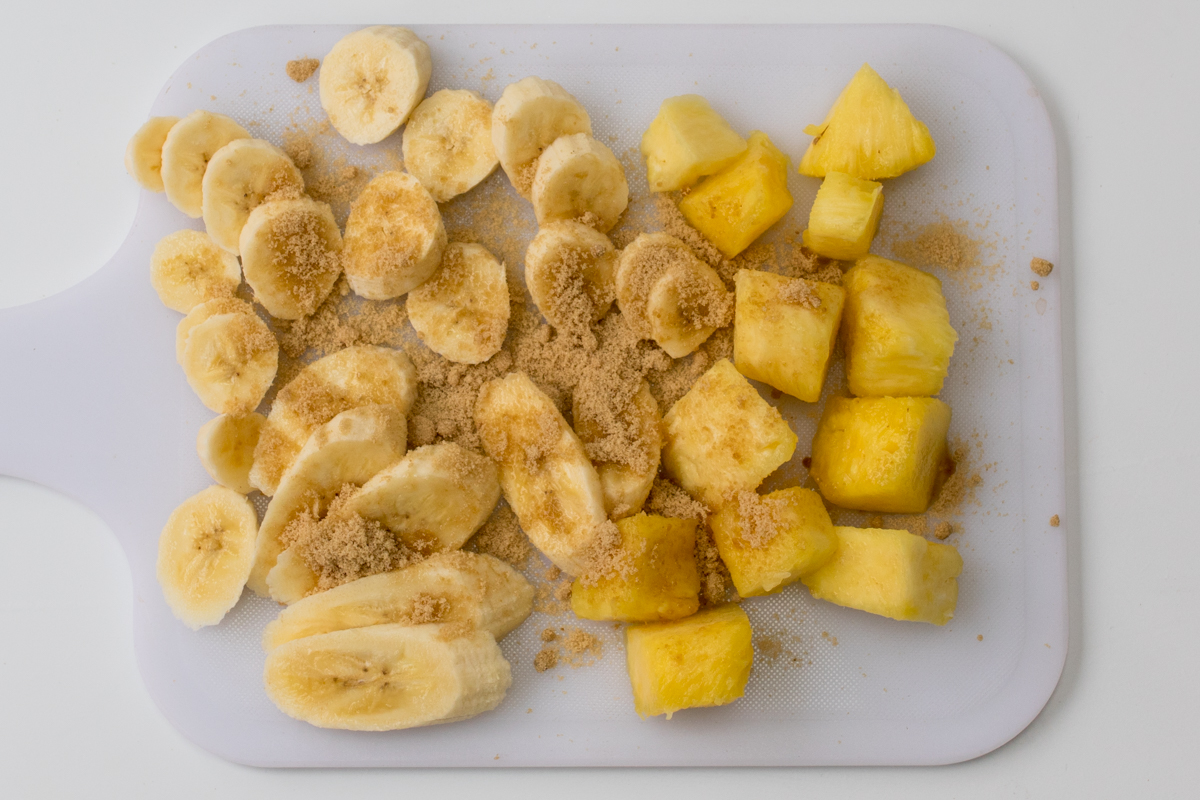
(779, 242, 844, 285)
(408, 592, 450, 624)
(286, 58, 320, 83)
(729, 490, 785, 549)
(1050, 514, 1060, 527)
(466, 504, 532, 568)
(278, 277, 407, 359)
(934, 522, 954, 540)
(1031, 257, 1054, 277)
(533, 647, 559, 672)
(892, 217, 982, 272)
(695, 523, 730, 606)
(646, 478, 709, 522)
(577, 519, 634, 587)
(540, 627, 558, 642)
(930, 440, 983, 515)
(777, 277, 822, 309)
(560, 627, 603, 667)
(1030, 280, 1040, 291)
(261, 200, 343, 316)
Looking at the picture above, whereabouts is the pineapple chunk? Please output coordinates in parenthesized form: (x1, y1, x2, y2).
(662, 359, 798, 507)
(810, 396, 952, 514)
(798, 63, 936, 180)
(801, 171, 884, 260)
(571, 513, 700, 622)
(678, 131, 793, 259)
(843, 255, 958, 397)
(625, 604, 753, 718)
(802, 526, 962, 625)
(733, 270, 845, 403)
(640, 94, 748, 192)
(710, 487, 837, 597)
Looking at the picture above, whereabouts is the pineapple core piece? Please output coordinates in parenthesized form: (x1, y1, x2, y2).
(571, 513, 700, 622)
(625, 603, 754, 718)
(843, 255, 958, 397)
(678, 131, 794, 259)
(802, 526, 962, 625)
(640, 94, 748, 192)
(733, 269, 846, 403)
(802, 171, 884, 260)
(810, 396, 952, 514)
(662, 359, 798, 507)
(798, 63, 936, 180)
(710, 486, 838, 597)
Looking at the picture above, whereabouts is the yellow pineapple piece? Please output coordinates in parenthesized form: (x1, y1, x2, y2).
(801, 171, 884, 260)
(843, 255, 958, 397)
(662, 359, 798, 507)
(571, 513, 700, 622)
(640, 94, 748, 192)
(733, 270, 845, 402)
(625, 604, 753, 718)
(810, 396, 952, 514)
(802, 526, 962, 625)
(710, 487, 837, 597)
(678, 131, 793, 259)
(798, 63, 936, 180)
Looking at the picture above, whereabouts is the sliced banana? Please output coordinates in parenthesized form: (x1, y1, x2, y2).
(125, 116, 180, 192)
(492, 76, 592, 198)
(196, 412, 265, 495)
(150, 229, 241, 314)
(240, 195, 343, 320)
(180, 311, 278, 415)
(161, 110, 249, 218)
(406, 242, 509, 365)
(266, 547, 319, 605)
(524, 221, 617, 331)
(402, 89, 498, 202)
(319, 26, 432, 145)
(201, 138, 304, 255)
(573, 381, 662, 520)
(530, 133, 628, 233)
(175, 296, 256, 362)
(343, 171, 446, 300)
(156, 485, 258, 629)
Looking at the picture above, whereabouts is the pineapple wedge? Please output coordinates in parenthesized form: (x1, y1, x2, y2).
(802, 526, 962, 625)
(625, 604, 753, 719)
(641, 94, 748, 192)
(571, 513, 700, 623)
(798, 63, 936, 180)
(843, 255, 958, 397)
(678, 131, 793, 259)
(810, 396, 952, 514)
(802, 171, 884, 260)
(733, 270, 845, 403)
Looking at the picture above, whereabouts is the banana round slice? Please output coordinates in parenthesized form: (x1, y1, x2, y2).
(492, 76, 592, 198)
(197, 412, 265, 495)
(263, 623, 512, 731)
(150, 229, 241, 313)
(406, 242, 509, 365)
(161, 110, 250, 218)
(156, 485, 258, 629)
(343, 171, 446, 300)
(573, 381, 662, 520)
(125, 116, 180, 192)
(180, 311, 279, 415)
(175, 296, 256, 362)
(240, 195, 343, 320)
(201, 138, 304, 255)
(402, 89, 498, 202)
(319, 26, 432, 146)
(530, 133, 628, 232)
(525, 221, 617, 331)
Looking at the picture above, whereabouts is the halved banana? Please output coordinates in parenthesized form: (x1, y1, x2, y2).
(240, 195, 343, 320)
(161, 110, 250, 218)
(180, 312, 278, 415)
(492, 76, 592, 198)
(263, 623, 512, 731)
(125, 116, 180, 192)
(402, 89, 498, 202)
(267, 547, 319, 605)
(530, 133, 628, 233)
(343, 171, 446, 300)
(406, 242, 509, 365)
(201, 138, 304, 255)
(319, 26, 432, 146)
(197, 412, 265, 495)
(175, 296, 255, 362)
(524, 221, 617, 331)
(150, 229, 241, 313)
(156, 485, 258, 629)
(573, 381, 662, 520)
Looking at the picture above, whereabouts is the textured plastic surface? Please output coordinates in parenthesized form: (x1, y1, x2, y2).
(0, 24, 1065, 767)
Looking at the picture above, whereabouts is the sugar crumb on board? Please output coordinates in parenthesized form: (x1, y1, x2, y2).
(1030, 257, 1054, 277)
(532, 626, 604, 672)
(286, 58, 320, 83)
(1050, 514, 1060, 527)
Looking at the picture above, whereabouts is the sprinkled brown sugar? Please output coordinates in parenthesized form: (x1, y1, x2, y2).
(261, 200, 343, 316)
(776, 277, 822, 309)
(1050, 514, 1060, 527)
(934, 521, 954, 540)
(729, 490, 786, 549)
(533, 648, 559, 672)
(930, 439, 984, 516)
(1031, 257, 1054, 277)
(286, 57, 320, 83)
(277, 277, 407, 359)
(408, 592, 450, 624)
(466, 504, 532, 568)
(892, 217, 982, 273)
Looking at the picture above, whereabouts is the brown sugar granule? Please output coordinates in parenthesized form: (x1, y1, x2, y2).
(1031, 257, 1054, 277)
(540, 627, 558, 643)
(278, 277, 407, 359)
(647, 478, 709, 522)
(694, 523, 730, 606)
(756, 635, 783, 661)
(533, 647, 559, 672)
(1030, 280, 1040, 291)
(930, 440, 984, 515)
(261, 201, 343, 315)
(1050, 514, 1060, 527)
(653, 193, 725, 272)
(577, 520, 635, 587)
(467, 504, 532, 568)
(892, 218, 982, 272)
(779, 241, 844, 285)
(408, 592, 451, 625)
(544, 565, 563, 582)
(977, 634, 984, 642)
(286, 58, 320, 83)
(560, 627, 603, 667)
(934, 522, 954, 540)
(729, 490, 785, 548)
(646, 326, 734, 411)
(777, 278, 822, 309)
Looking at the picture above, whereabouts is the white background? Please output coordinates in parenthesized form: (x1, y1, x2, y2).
(0, 0, 1195, 796)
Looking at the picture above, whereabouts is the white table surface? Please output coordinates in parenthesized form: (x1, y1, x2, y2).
(1, 0, 1195, 795)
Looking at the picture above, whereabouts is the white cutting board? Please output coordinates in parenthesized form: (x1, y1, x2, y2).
(0, 24, 1065, 767)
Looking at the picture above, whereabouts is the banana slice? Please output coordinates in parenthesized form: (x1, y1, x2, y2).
(524, 221, 617, 331)
(343, 171, 446, 300)
(240, 195, 343, 320)
(150, 229, 241, 313)
(125, 116, 180, 192)
(156, 485, 258, 629)
(267, 547, 320, 605)
(161, 110, 250, 218)
(175, 296, 256, 362)
(263, 551, 533, 651)
(573, 381, 662, 520)
(180, 311, 278, 415)
(197, 412, 266, 495)
(406, 242, 509, 365)
(402, 89, 498, 202)
(530, 133, 628, 233)
(250, 345, 419, 496)
(319, 26, 432, 146)
(492, 76, 592, 198)
(474, 372, 606, 575)
(263, 623, 511, 731)
(201, 138, 304, 255)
